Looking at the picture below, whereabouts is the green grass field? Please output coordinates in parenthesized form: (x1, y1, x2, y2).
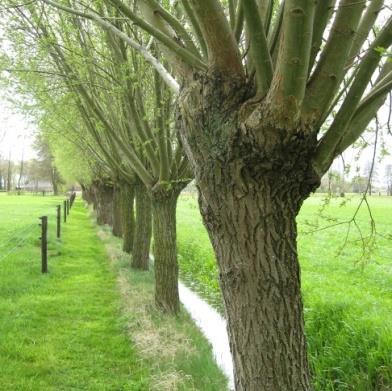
(0, 194, 149, 390)
(0, 194, 227, 390)
(177, 194, 392, 390)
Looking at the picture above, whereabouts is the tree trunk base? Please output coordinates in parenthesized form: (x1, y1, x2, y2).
(132, 181, 152, 270)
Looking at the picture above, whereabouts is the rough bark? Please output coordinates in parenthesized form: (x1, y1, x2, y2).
(132, 180, 152, 270)
(151, 185, 183, 314)
(112, 185, 123, 237)
(180, 74, 320, 390)
(82, 185, 95, 205)
(94, 181, 114, 226)
(201, 181, 313, 390)
(119, 182, 135, 254)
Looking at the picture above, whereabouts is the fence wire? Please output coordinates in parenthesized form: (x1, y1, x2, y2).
(0, 224, 39, 264)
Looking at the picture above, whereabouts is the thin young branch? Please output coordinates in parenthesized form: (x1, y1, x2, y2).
(242, 0, 273, 96)
(313, 18, 392, 174)
(40, 0, 180, 93)
(154, 70, 170, 182)
(308, 0, 337, 73)
(335, 65, 392, 155)
(267, 0, 316, 123)
(233, 1, 244, 42)
(256, 0, 273, 31)
(181, 0, 208, 57)
(303, 0, 365, 124)
(109, 0, 206, 70)
(267, 0, 284, 56)
(347, 0, 384, 66)
(140, 0, 200, 57)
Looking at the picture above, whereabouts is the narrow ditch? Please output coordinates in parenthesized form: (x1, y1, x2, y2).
(149, 255, 234, 389)
(178, 282, 234, 390)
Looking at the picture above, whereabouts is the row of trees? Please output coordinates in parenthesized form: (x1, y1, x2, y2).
(1, 1, 391, 389)
(319, 163, 392, 195)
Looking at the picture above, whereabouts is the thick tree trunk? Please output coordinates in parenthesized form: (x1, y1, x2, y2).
(151, 187, 182, 314)
(132, 181, 152, 270)
(91, 183, 98, 210)
(199, 180, 312, 390)
(179, 76, 320, 390)
(82, 185, 94, 205)
(94, 182, 114, 226)
(112, 185, 123, 237)
(119, 182, 135, 254)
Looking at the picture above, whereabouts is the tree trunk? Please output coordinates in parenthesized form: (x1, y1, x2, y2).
(179, 76, 320, 390)
(91, 183, 98, 210)
(151, 186, 182, 314)
(132, 181, 152, 270)
(112, 185, 123, 237)
(7, 159, 12, 191)
(198, 179, 313, 390)
(51, 167, 59, 196)
(81, 184, 87, 201)
(94, 182, 114, 226)
(120, 182, 135, 254)
(82, 185, 94, 204)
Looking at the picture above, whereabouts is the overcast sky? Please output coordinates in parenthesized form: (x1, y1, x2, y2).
(0, 94, 37, 162)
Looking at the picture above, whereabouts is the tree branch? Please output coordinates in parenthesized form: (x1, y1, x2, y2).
(141, 0, 200, 57)
(335, 65, 392, 154)
(181, 0, 208, 57)
(347, 0, 384, 65)
(187, 0, 244, 77)
(308, 0, 337, 73)
(313, 17, 392, 175)
(267, 0, 316, 124)
(303, 0, 365, 124)
(40, 0, 180, 93)
(242, 0, 273, 96)
(109, 0, 206, 70)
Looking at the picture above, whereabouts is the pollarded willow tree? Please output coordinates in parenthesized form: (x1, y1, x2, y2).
(12, 0, 392, 389)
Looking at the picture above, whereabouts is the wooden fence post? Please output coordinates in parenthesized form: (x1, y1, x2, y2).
(39, 216, 48, 273)
(57, 205, 61, 238)
(63, 200, 67, 223)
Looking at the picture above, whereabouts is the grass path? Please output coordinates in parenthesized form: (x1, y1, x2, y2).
(0, 199, 149, 390)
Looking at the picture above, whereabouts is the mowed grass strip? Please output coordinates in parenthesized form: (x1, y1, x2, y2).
(97, 225, 229, 391)
(0, 196, 149, 390)
(177, 195, 392, 390)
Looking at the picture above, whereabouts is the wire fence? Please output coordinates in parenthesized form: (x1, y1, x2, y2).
(0, 222, 38, 252)
(0, 224, 38, 264)
(0, 192, 77, 270)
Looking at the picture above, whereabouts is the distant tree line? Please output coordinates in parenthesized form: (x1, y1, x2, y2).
(0, 136, 63, 194)
(318, 163, 392, 196)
